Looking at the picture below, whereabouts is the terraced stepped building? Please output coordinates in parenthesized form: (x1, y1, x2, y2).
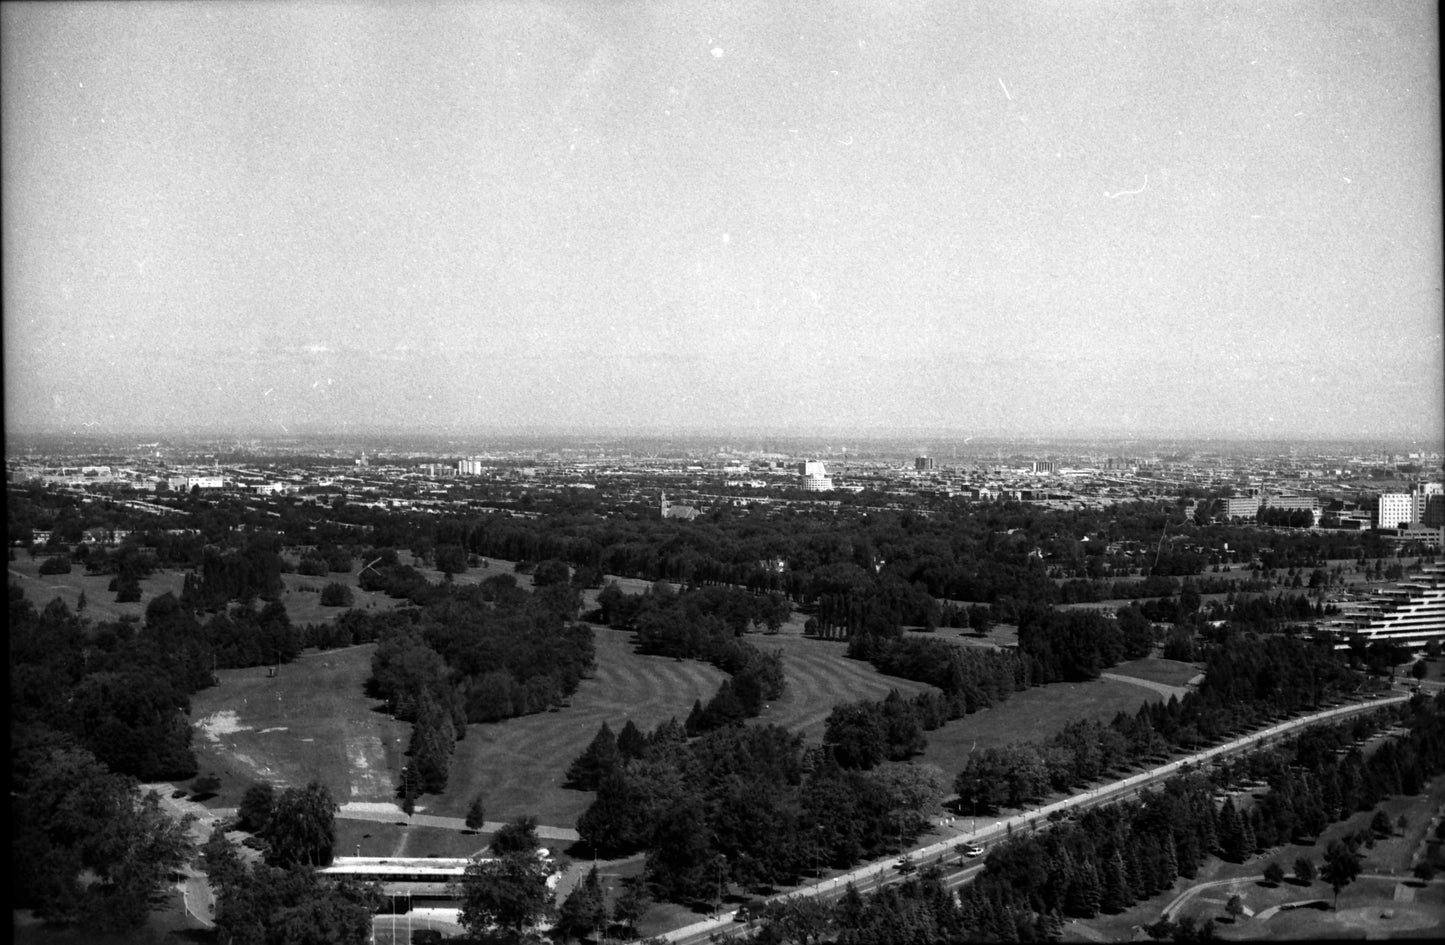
(1328, 562, 1445, 651)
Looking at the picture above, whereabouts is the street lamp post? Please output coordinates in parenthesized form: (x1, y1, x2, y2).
(714, 854, 728, 919)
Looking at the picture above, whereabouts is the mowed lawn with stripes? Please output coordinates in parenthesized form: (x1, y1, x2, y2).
(438, 625, 729, 827)
(750, 632, 936, 742)
(437, 624, 945, 828)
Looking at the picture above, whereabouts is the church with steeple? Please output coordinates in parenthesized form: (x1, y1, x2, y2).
(660, 492, 700, 521)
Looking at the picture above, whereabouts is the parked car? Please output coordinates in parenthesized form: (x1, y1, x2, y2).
(734, 899, 768, 923)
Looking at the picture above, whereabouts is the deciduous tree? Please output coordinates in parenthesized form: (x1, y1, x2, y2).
(459, 849, 552, 940)
(264, 781, 337, 867)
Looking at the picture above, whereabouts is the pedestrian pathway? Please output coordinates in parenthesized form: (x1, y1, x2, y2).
(1100, 672, 1190, 702)
(336, 802, 580, 842)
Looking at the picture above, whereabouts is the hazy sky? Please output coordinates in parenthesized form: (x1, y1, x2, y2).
(4, 1, 1441, 440)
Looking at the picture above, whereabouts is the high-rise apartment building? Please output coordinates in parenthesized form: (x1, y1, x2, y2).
(1328, 562, 1445, 651)
(915, 456, 934, 472)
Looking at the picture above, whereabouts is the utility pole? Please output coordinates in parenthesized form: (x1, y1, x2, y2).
(714, 854, 727, 919)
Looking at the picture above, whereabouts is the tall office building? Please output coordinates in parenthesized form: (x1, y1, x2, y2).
(1379, 483, 1443, 529)
(799, 461, 834, 491)
(1417, 483, 1444, 525)
(915, 456, 935, 472)
(1378, 493, 1414, 529)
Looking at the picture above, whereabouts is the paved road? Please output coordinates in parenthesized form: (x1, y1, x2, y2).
(147, 786, 236, 928)
(335, 803, 580, 842)
(1100, 672, 1190, 701)
(645, 692, 1410, 945)
(1165, 873, 1445, 922)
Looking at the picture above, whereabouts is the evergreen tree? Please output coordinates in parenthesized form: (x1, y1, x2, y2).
(565, 722, 619, 790)
(557, 865, 607, 942)
(1216, 798, 1244, 860)
(465, 794, 486, 831)
(611, 875, 650, 936)
(617, 719, 647, 760)
(1063, 860, 1101, 918)
(1100, 848, 1133, 913)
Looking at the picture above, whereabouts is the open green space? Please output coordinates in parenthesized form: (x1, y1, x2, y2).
(749, 632, 935, 741)
(1060, 775, 1445, 942)
(6, 550, 403, 628)
(439, 624, 728, 827)
(335, 818, 488, 862)
(915, 675, 1167, 780)
(189, 643, 410, 811)
(1109, 656, 1202, 688)
(6, 552, 186, 624)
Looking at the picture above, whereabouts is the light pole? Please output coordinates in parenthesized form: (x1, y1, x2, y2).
(714, 854, 728, 919)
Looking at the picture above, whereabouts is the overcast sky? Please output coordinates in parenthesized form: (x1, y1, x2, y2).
(4, 1, 1441, 440)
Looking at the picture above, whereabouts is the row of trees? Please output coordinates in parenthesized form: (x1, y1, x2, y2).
(953, 633, 1367, 814)
(746, 691, 1445, 944)
(360, 571, 596, 801)
(231, 780, 341, 868)
(12, 588, 204, 781)
(596, 580, 788, 734)
(201, 814, 378, 945)
(1017, 607, 1157, 683)
(572, 716, 945, 903)
(11, 744, 195, 932)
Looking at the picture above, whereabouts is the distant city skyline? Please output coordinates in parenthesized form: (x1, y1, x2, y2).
(4, 1, 1441, 441)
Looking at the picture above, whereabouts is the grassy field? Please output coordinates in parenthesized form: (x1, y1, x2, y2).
(7, 551, 187, 624)
(1060, 774, 1445, 942)
(1110, 656, 1202, 688)
(335, 818, 489, 861)
(6, 550, 401, 627)
(440, 625, 728, 827)
(189, 643, 410, 811)
(22, 549, 1199, 839)
(748, 632, 936, 741)
(160, 553, 1196, 832)
(914, 675, 1168, 779)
